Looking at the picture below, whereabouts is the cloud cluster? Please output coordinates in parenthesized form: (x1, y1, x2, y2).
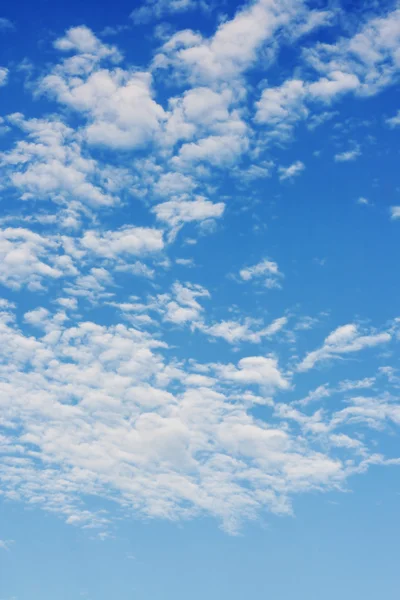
(0, 1, 399, 537)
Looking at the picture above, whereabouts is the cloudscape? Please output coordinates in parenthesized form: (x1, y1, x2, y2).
(0, 1, 400, 598)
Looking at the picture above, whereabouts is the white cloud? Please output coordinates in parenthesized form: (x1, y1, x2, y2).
(1, 114, 116, 206)
(0, 67, 8, 86)
(0, 298, 396, 534)
(390, 206, 400, 220)
(198, 316, 287, 344)
(308, 71, 360, 100)
(155, 0, 328, 85)
(173, 133, 249, 167)
(0, 0, 399, 540)
(217, 355, 290, 390)
(131, 0, 207, 24)
(0, 228, 75, 290)
(255, 79, 308, 139)
(386, 109, 400, 128)
(334, 146, 361, 162)
(40, 28, 165, 150)
(159, 282, 210, 324)
(239, 258, 282, 289)
(54, 26, 121, 60)
(304, 7, 400, 96)
(81, 226, 164, 257)
(153, 196, 224, 239)
(298, 324, 391, 371)
(278, 160, 305, 181)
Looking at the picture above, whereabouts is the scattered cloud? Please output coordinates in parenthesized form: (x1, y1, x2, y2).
(385, 110, 400, 128)
(334, 146, 361, 162)
(390, 206, 400, 220)
(239, 258, 283, 289)
(278, 160, 305, 181)
(298, 324, 391, 372)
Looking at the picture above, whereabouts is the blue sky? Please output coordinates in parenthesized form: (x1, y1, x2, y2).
(0, 0, 400, 598)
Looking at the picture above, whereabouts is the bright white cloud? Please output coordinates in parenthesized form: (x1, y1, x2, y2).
(239, 258, 282, 288)
(81, 227, 164, 257)
(153, 196, 224, 239)
(298, 324, 391, 371)
(0, 228, 75, 290)
(198, 316, 288, 344)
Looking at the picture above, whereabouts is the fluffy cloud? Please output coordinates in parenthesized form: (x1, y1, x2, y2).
(0, 307, 361, 533)
(1, 114, 116, 206)
(0, 0, 399, 540)
(304, 7, 400, 96)
(255, 79, 308, 140)
(198, 316, 288, 344)
(153, 196, 224, 239)
(81, 226, 164, 257)
(155, 0, 329, 85)
(0, 228, 75, 290)
(40, 28, 165, 150)
(239, 258, 283, 289)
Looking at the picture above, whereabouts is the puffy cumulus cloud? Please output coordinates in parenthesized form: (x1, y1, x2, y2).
(153, 172, 197, 197)
(0, 228, 77, 290)
(172, 133, 249, 168)
(216, 355, 290, 390)
(163, 86, 246, 151)
(255, 79, 308, 139)
(40, 28, 165, 150)
(298, 323, 391, 372)
(80, 226, 164, 258)
(1, 114, 116, 207)
(54, 25, 121, 62)
(1, 0, 400, 540)
(254, 73, 358, 140)
(153, 196, 224, 240)
(252, 7, 400, 141)
(239, 258, 282, 288)
(154, 0, 329, 85)
(304, 7, 400, 97)
(156, 281, 210, 325)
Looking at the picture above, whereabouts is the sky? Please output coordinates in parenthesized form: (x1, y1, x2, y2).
(0, 0, 400, 598)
